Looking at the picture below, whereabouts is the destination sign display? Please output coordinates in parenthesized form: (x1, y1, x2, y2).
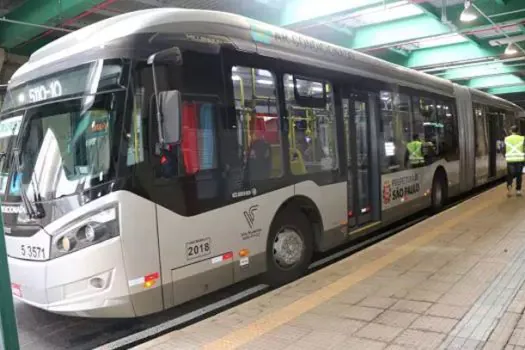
(2, 63, 93, 112)
(28, 80, 63, 104)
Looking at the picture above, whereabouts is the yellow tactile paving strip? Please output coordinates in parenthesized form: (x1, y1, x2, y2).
(203, 188, 504, 350)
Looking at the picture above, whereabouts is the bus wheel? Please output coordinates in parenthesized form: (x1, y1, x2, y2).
(431, 173, 447, 212)
(264, 208, 313, 286)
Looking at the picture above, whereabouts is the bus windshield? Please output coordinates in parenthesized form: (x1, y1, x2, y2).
(0, 59, 127, 201)
(11, 93, 120, 201)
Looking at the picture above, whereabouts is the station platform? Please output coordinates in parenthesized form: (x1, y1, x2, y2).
(134, 184, 525, 350)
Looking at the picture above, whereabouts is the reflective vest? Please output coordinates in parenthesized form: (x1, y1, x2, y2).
(407, 140, 424, 165)
(505, 134, 525, 163)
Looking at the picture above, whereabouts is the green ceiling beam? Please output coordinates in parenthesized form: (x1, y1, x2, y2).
(439, 62, 525, 80)
(0, 0, 108, 49)
(468, 74, 524, 89)
(280, 0, 385, 26)
(324, 23, 354, 36)
(406, 42, 503, 68)
(11, 36, 56, 56)
(352, 14, 450, 49)
(488, 85, 525, 95)
(373, 48, 409, 66)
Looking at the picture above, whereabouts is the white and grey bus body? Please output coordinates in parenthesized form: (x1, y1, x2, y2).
(1, 9, 523, 318)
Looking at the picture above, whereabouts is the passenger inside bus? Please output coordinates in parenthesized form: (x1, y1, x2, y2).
(245, 128, 272, 181)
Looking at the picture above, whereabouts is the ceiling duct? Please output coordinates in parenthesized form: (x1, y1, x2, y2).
(489, 34, 525, 47)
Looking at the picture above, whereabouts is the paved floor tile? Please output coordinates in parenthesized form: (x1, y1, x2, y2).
(406, 288, 445, 303)
(393, 329, 446, 349)
(504, 345, 525, 350)
(390, 299, 432, 314)
(341, 305, 385, 322)
(336, 336, 388, 350)
(266, 324, 313, 343)
(358, 296, 397, 309)
(240, 335, 295, 350)
(509, 290, 525, 314)
(438, 292, 480, 307)
(430, 273, 466, 284)
(292, 313, 365, 334)
(334, 290, 369, 305)
(283, 330, 347, 350)
(509, 328, 525, 346)
(443, 337, 484, 350)
(417, 280, 455, 293)
(375, 310, 420, 328)
(485, 312, 520, 346)
(410, 315, 458, 334)
(425, 304, 469, 319)
(354, 322, 404, 342)
(385, 345, 416, 350)
(517, 314, 525, 329)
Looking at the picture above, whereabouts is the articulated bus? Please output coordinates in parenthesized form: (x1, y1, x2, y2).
(0, 9, 522, 318)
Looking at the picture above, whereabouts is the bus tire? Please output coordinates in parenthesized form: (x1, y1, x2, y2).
(431, 172, 447, 213)
(264, 208, 314, 286)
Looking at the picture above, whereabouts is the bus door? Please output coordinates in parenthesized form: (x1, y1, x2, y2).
(344, 92, 374, 228)
(487, 113, 497, 179)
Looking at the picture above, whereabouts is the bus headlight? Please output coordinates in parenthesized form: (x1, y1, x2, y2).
(50, 206, 119, 259)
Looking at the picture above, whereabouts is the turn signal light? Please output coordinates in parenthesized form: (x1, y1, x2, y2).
(143, 272, 159, 289)
(239, 249, 250, 257)
(144, 280, 156, 288)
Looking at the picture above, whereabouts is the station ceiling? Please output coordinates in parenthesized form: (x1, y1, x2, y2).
(1, 0, 525, 107)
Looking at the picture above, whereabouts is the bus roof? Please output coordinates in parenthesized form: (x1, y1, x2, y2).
(13, 8, 524, 113)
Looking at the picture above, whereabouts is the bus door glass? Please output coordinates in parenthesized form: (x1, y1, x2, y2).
(487, 110, 499, 179)
(344, 92, 373, 227)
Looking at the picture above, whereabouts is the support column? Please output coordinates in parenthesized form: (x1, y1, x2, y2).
(0, 205, 19, 350)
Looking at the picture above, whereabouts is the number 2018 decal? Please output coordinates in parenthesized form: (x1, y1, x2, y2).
(186, 237, 211, 260)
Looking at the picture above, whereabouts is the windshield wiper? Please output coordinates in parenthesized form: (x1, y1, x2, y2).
(27, 163, 45, 219)
(11, 149, 37, 219)
(12, 149, 44, 219)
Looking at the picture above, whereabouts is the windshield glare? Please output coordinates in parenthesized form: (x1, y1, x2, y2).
(0, 115, 22, 194)
(10, 92, 119, 201)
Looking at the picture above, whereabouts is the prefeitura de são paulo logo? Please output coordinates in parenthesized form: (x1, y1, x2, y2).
(383, 181, 392, 205)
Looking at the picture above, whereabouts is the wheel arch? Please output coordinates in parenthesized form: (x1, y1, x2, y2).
(270, 195, 324, 252)
(431, 165, 449, 209)
(434, 165, 448, 188)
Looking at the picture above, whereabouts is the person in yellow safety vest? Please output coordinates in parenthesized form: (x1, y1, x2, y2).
(504, 125, 525, 197)
(406, 134, 425, 168)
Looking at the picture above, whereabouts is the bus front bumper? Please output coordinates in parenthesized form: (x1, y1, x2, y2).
(8, 237, 135, 318)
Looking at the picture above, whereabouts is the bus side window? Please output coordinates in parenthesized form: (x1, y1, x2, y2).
(474, 104, 488, 158)
(439, 101, 459, 162)
(231, 66, 283, 182)
(283, 74, 338, 175)
(380, 91, 411, 173)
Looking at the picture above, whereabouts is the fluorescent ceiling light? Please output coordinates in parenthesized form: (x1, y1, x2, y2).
(416, 33, 468, 49)
(349, 1, 424, 27)
(257, 79, 274, 85)
(460, 0, 478, 23)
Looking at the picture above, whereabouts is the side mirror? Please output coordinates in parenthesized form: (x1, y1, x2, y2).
(147, 47, 182, 66)
(158, 90, 181, 145)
